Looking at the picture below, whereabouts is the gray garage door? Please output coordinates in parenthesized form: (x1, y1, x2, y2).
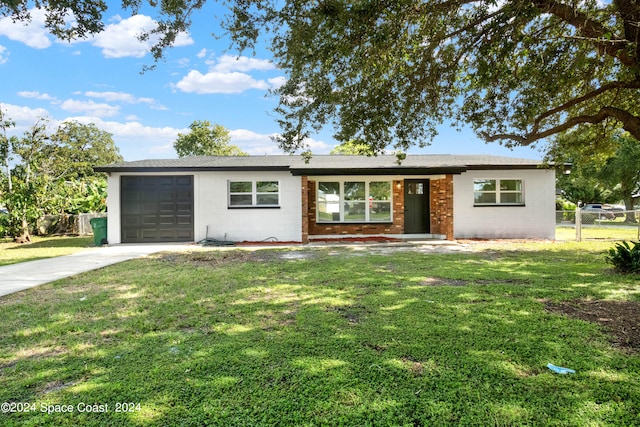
(120, 175, 194, 243)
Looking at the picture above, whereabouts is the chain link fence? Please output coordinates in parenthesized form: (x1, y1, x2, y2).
(556, 210, 640, 241)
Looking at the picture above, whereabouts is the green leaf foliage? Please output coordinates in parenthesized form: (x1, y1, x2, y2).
(47, 121, 123, 180)
(552, 130, 640, 214)
(606, 241, 640, 273)
(0, 113, 122, 239)
(329, 140, 375, 155)
(4, 1, 640, 155)
(173, 120, 247, 157)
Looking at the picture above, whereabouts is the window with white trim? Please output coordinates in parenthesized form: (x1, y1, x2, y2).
(473, 179, 524, 206)
(228, 180, 279, 207)
(317, 180, 392, 222)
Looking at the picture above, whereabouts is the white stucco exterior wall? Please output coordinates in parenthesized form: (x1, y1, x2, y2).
(453, 169, 556, 239)
(197, 171, 302, 243)
(105, 173, 121, 245)
(104, 171, 302, 244)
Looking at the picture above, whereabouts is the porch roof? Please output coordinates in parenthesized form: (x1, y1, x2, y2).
(95, 154, 546, 174)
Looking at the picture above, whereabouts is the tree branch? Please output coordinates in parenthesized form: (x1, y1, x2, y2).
(482, 106, 640, 144)
(530, 79, 640, 135)
(531, 0, 636, 66)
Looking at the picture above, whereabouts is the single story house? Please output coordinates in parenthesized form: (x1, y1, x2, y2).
(94, 154, 556, 244)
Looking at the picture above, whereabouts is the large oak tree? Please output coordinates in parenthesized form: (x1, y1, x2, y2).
(3, 0, 640, 153)
(173, 120, 246, 157)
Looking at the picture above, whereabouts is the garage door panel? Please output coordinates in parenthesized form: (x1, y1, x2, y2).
(141, 192, 157, 202)
(122, 215, 140, 226)
(176, 229, 193, 239)
(142, 215, 160, 225)
(176, 202, 192, 212)
(138, 204, 159, 215)
(156, 191, 174, 201)
(175, 176, 192, 186)
(176, 215, 193, 225)
(157, 176, 175, 186)
(176, 190, 192, 201)
(158, 215, 176, 225)
(158, 202, 176, 212)
(121, 175, 194, 243)
(122, 229, 140, 240)
(159, 230, 179, 239)
(141, 229, 161, 240)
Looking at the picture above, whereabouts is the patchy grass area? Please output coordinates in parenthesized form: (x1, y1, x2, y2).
(0, 236, 94, 266)
(0, 241, 639, 426)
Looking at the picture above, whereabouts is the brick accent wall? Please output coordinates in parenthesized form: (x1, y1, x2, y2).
(430, 175, 454, 240)
(306, 180, 404, 236)
(303, 177, 454, 240)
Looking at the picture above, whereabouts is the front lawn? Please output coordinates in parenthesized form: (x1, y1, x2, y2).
(0, 236, 94, 267)
(1, 242, 639, 426)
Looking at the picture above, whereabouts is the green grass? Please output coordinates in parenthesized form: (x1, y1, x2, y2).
(0, 242, 639, 426)
(0, 236, 95, 266)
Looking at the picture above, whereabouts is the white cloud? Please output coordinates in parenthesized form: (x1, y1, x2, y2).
(0, 8, 51, 49)
(84, 91, 138, 103)
(63, 115, 186, 158)
(17, 91, 56, 101)
(0, 103, 54, 136)
(2, 103, 49, 121)
(59, 99, 120, 117)
(0, 103, 181, 160)
(196, 48, 208, 59)
(174, 70, 272, 94)
(87, 118, 184, 140)
(303, 137, 331, 152)
(229, 129, 331, 155)
(176, 57, 191, 68)
(83, 91, 167, 110)
(212, 55, 275, 73)
(0, 103, 331, 160)
(174, 54, 285, 95)
(267, 76, 287, 90)
(90, 14, 193, 58)
(0, 8, 193, 59)
(0, 45, 8, 64)
(229, 129, 281, 154)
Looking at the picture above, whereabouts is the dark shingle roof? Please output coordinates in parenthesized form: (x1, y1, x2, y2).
(95, 154, 546, 175)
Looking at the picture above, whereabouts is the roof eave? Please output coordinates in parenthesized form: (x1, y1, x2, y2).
(93, 165, 292, 173)
(289, 166, 468, 176)
(465, 164, 551, 171)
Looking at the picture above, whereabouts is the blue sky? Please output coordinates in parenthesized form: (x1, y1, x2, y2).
(0, 2, 546, 161)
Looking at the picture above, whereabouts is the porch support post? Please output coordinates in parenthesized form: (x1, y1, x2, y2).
(430, 175, 455, 240)
(301, 175, 309, 243)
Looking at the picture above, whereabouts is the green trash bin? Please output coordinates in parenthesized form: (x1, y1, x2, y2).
(90, 217, 108, 246)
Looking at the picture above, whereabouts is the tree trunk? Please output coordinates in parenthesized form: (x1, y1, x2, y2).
(13, 219, 31, 243)
(623, 196, 637, 223)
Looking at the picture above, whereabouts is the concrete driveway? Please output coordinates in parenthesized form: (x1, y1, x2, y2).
(0, 244, 192, 297)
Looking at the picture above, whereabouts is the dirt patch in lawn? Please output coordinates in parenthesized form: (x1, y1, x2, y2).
(419, 277, 531, 287)
(154, 249, 315, 267)
(545, 300, 640, 353)
(420, 277, 469, 287)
